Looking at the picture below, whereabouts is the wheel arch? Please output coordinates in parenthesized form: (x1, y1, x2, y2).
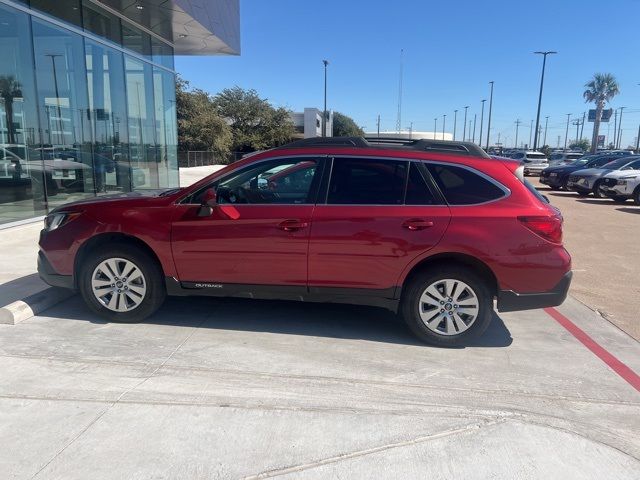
(74, 233, 164, 288)
(398, 253, 498, 299)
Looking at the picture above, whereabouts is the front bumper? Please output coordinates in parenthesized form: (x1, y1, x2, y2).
(524, 165, 546, 175)
(38, 251, 74, 290)
(540, 174, 564, 187)
(497, 271, 572, 312)
(566, 179, 593, 193)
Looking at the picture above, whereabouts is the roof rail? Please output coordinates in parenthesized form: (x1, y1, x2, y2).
(280, 137, 370, 149)
(278, 136, 489, 158)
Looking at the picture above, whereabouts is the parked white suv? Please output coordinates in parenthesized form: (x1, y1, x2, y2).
(509, 151, 549, 176)
(548, 152, 583, 167)
(599, 168, 640, 204)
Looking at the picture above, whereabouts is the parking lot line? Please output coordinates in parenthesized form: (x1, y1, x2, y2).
(544, 307, 640, 393)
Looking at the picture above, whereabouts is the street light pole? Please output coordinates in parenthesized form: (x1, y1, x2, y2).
(543, 116, 549, 147)
(442, 114, 446, 139)
(529, 119, 533, 148)
(486, 81, 494, 150)
(564, 113, 571, 151)
(532, 51, 556, 150)
(472, 113, 477, 143)
(322, 59, 329, 137)
(434, 117, 437, 140)
(479, 99, 486, 147)
(617, 106, 626, 148)
(463, 106, 469, 141)
(514, 119, 521, 149)
(453, 109, 458, 140)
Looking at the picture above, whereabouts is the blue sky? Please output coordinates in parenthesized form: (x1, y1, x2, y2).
(176, 0, 640, 148)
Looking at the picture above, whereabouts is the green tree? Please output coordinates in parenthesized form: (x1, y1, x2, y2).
(332, 111, 364, 137)
(569, 139, 590, 152)
(176, 77, 232, 160)
(583, 73, 619, 153)
(213, 86, 294, 152)
(0, 75, 22, 144)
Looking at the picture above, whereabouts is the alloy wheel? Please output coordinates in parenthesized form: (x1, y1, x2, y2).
(418, 279, 480, 336)
(91, 258, 147, 312)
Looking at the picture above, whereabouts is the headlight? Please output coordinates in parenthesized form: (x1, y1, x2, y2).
(43, 211, 82, 232)
(617, 180, 627, 186)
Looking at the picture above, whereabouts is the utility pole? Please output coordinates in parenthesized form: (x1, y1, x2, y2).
(434, 117, 437, 140)
(573, 119, 581, 145)
(486, 81, 494, 150)
(472, 113, 477, 143)
(453, 109, 458, 140)
(442, 114, 446, 139)
(532, 51, 556, 150)
(617, 106, 626, 148)
(376, 114, 380, 138)
(408, 122, 413, 139)
(322, 59, 329, 137)
(529, 119, 533, 148)
(463, 106, 469, 141)
(514, 119, 522, 149)
(580, 111, 586, 139)
(564, 113, 571, 151)
(543, 116, 549, 147)
(469, 120, 473, 142)
(479, 99, 486, 147)
(613, 109, 618, 148)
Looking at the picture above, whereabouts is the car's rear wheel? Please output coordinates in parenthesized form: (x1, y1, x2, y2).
(611, 195, 627, 204)
(400, 267, 493, 347)
(78, 244, 165, 322)
(634, 187, 640, 206)
(592, 180, 606, 198)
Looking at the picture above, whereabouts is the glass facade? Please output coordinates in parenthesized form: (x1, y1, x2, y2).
(0, 0, 178, 225)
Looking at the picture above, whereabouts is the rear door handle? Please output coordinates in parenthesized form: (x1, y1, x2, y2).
(402, 219, 434, 231)
(278, 219, 309, 232)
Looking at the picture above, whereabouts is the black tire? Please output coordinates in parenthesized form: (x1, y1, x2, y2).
(634, 187, 640, 206)
(561, 178, 570, 191)
(577, 191, 590, 197)
(592, 180, 605, 199)
(611, 195, 627, 204)
(78, 243, 166, 322)
(400, 266, 493, 347)
(550, 186, 561, 191)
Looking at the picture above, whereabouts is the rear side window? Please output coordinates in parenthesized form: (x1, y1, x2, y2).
(427, 164, 506, 205)
(327, 158, 406, 205)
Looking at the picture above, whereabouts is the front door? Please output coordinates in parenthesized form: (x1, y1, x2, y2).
(171, 157, 323, 287)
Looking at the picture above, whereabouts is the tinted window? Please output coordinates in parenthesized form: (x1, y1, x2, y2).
(328, 158, 406, 205)
(621, 159, 640, 170)
(193, 158, 319, 205)
(406, 163, 438, 205)
(601, 157, 637, 170)
(587, 157, 620, 168)
(526, 153, 547, 160)
(427, 164, 506, 205)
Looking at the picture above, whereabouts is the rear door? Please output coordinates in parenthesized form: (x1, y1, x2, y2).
(308, 157, 450, 293)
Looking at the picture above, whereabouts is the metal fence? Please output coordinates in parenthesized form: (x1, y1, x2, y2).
(178, 151, 246, 168)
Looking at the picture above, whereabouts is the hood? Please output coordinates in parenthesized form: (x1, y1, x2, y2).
(52, 189, 180, 212)
(570, 168, 608, 177)
(603, 169, 640, 179)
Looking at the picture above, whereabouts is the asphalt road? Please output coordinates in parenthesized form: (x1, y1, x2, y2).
(532, 177, 640, 340)
(1, 293, 638, 479)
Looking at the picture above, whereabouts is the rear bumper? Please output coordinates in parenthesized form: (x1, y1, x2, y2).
(38, 251, 74, 290)
(497, 271, 572, 312)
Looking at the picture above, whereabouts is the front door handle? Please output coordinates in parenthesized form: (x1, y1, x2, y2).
(402, 219, 434, 231)
(278, 219, 309, 232)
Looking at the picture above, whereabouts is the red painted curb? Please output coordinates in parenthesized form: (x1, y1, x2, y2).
(544, 307, 640, 393)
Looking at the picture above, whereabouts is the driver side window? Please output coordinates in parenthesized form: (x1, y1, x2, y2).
(195, 158, 320, 205)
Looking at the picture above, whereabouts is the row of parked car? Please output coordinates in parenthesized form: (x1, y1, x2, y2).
(501, 150, 640, 205)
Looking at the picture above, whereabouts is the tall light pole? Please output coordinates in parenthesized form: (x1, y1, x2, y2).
(322, 59, 329, 137)
(453, 110, 458, 140)
(617, 106, 626, 148)
(479, 99, 486, 147)
(486, 81, 494, 149)
(434, 117, 437, 140)
(514, 119, 521, 149)
(442, 114, 446, 139)
(543, 116, 549, 147)
(463, 106, 469, 141)
(472, 113, 477, 143)
(564, 113, 571, 151)
(532, 51, 556, 150)
(529, 119, 533, 147)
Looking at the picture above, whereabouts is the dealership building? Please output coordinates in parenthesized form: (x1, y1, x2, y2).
(0, 0, 240, 225)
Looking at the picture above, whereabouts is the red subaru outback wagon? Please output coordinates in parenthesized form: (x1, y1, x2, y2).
(38, 137, 571, 346)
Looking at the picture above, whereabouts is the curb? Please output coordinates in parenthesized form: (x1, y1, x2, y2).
(0, 287, 75, 325)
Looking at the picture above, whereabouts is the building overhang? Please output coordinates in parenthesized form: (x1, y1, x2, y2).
(95, 0, 240, 55)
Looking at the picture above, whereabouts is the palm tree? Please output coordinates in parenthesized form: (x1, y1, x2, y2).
(0, 75, 23, 145)
(583, 73, 619, 153)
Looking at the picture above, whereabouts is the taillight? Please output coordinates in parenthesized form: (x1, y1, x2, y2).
(518, 215, 563, 244)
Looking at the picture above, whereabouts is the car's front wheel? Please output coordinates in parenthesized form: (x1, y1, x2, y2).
(592, 181, 606, 198)
(78, 244, 166, 322)
(400, 267, 493, 347)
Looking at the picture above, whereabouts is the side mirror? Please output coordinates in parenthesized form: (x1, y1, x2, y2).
(197, 188, 217, 217)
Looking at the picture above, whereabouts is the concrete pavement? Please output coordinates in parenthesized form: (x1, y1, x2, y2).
(0, 293, 638, 479)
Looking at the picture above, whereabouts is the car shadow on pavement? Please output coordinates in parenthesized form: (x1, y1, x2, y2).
(616, 207, 640, 214)
(47, 295, 513, 349)
(575, 199, 618, 205)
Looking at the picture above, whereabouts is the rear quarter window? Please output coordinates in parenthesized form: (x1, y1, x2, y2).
(426, 164, 507, 205)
